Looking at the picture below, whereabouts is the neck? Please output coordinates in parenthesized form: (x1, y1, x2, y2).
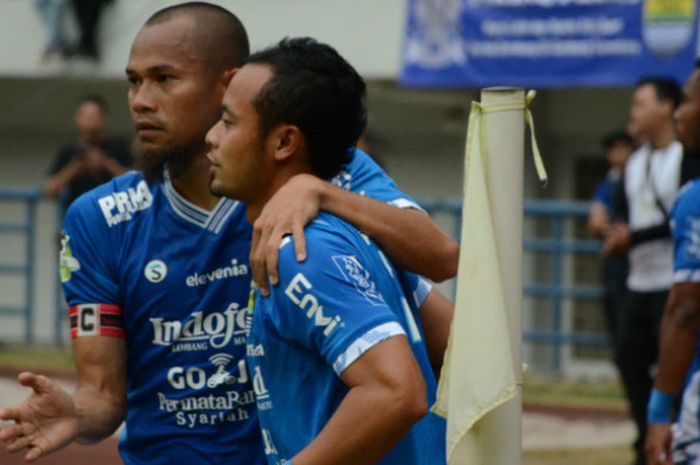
(170, 152, 220, 211)
(245, 164, 309, 224)
(649, 122, 676, 150)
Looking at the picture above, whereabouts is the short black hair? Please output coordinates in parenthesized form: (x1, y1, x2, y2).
(636, 77, 682, 109)
(77, 94, 108, 113)
(246, 37, 367, 180)
(145, 2, 249, 71)
(601, 130, 633, 150)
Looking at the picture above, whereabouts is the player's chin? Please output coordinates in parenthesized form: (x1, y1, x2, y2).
(208, 178, 231, 198)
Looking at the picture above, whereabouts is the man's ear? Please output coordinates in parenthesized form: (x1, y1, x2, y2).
(272, 125, 303, 162)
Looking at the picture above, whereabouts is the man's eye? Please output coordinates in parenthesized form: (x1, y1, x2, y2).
(157, 75, 173, 83)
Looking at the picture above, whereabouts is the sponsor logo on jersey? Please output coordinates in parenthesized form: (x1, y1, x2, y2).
(185, 259, 248, 287)
(166, 354, 249, 391)
(158, 354, 255, 429)
(150, 303, 247, 351)
(284, 273, 341, 336)
(332, 255, 386, 306)
(144, 259, 168, 283)
(97, 180, 153, 227)
(59, 233, 81, 282)
(246, 344, 265, 357)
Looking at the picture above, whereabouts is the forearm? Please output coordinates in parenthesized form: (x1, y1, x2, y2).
(292, 384, 424, 465)
(655, 300, 700, 395)
(46, 160, 84, 197)
(419, 289, 454, 374)
(319, 183, 459, 282)
(72, 383, 126, 443)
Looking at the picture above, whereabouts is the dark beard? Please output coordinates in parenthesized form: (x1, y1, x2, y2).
(134, 139, 205, 184)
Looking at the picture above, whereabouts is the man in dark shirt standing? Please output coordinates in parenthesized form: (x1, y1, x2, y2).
(45, 94, 132, 213)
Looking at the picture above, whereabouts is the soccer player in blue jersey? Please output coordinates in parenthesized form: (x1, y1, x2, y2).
(645, 64, 700, 465)
(206, 37, 445, 465)
(0, 3, 455, 464)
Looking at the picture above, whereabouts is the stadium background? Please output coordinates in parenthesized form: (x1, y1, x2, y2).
(0, 0, 638, 379)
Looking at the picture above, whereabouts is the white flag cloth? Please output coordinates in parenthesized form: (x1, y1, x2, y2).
(433, 92, 546, 465)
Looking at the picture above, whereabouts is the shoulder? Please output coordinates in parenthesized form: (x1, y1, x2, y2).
(65, 171, 154, 230)
(676, 180, 700, 215)
(276, 213, 362, 276)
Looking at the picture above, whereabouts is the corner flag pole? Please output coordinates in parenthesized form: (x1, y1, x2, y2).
(474, 87, 525, 465)
(434, 87, 545, 465)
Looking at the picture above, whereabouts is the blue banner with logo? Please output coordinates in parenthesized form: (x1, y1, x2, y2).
(401, 0, 698, 87)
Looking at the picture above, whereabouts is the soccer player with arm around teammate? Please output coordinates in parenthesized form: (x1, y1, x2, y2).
(645, 64, 700, 465)
(0, 3, 452, 463)
(207, 37, 444, 465)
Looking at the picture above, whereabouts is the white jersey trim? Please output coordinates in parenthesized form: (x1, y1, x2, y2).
(413, 278, 432, 308)
(331, 321, 405, 376)
(390, 198, 424, 212)
(162, 170, 238, 233)
(674, 269, 700, 283)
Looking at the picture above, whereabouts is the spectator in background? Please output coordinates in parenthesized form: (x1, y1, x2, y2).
(67, 0, 113, 60)
(588, 130, 634, 348)
(605, 77, 683, 465)
(34, 0, 67, 62)
(45, 94, 131, 214)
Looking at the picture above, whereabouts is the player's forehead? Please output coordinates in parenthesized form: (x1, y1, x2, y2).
(224, 64, 273, 112)
(127, 16, 207, 74)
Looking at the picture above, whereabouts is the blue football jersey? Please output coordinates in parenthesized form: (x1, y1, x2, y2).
(61, 171, 262, 465)
(672, 179, 700, 283)
(59, 148, 433, 465)
(246, 212, 445, 465)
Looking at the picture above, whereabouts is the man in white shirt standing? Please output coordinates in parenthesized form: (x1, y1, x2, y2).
(605, 77, 683, 465)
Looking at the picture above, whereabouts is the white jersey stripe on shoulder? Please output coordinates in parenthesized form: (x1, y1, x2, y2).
(331, 322, 405, 376)
(674, 269, 700, 283)
(389, 198, 425, 212)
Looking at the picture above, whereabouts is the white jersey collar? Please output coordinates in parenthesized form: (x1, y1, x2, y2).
(162, 169, 239, 234)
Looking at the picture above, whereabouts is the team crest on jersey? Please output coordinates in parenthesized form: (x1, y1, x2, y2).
(59, 233, 81, 282)
(332, 255, 386, 306)
(331, 169, 352, 191)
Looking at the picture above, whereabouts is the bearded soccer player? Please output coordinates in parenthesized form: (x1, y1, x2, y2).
(0, 3, 455, 464)
(207, 37, 444, 465)
(645, 64, 700, 465)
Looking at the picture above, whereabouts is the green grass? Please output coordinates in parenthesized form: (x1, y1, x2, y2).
(523, 376, 626, 410)
(524, 447, 632, 465)
(0, 345, 75, 374)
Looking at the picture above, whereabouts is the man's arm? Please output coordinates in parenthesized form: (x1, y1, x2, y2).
(419, 289, 454, 375)
(251, 174, 459, 294)
(0, 337, 127, 461)
(645, 283, 700, 465)
(45, 158, 85, 198)
(291, 336, 427, 465)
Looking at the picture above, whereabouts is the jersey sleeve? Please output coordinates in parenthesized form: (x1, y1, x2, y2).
(672, 185, 700, 283)
(338, 148, 424, 211)
(61, 193, 124, 337)
(269, 228, 406, 377)
(399, 270, 432, 309)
